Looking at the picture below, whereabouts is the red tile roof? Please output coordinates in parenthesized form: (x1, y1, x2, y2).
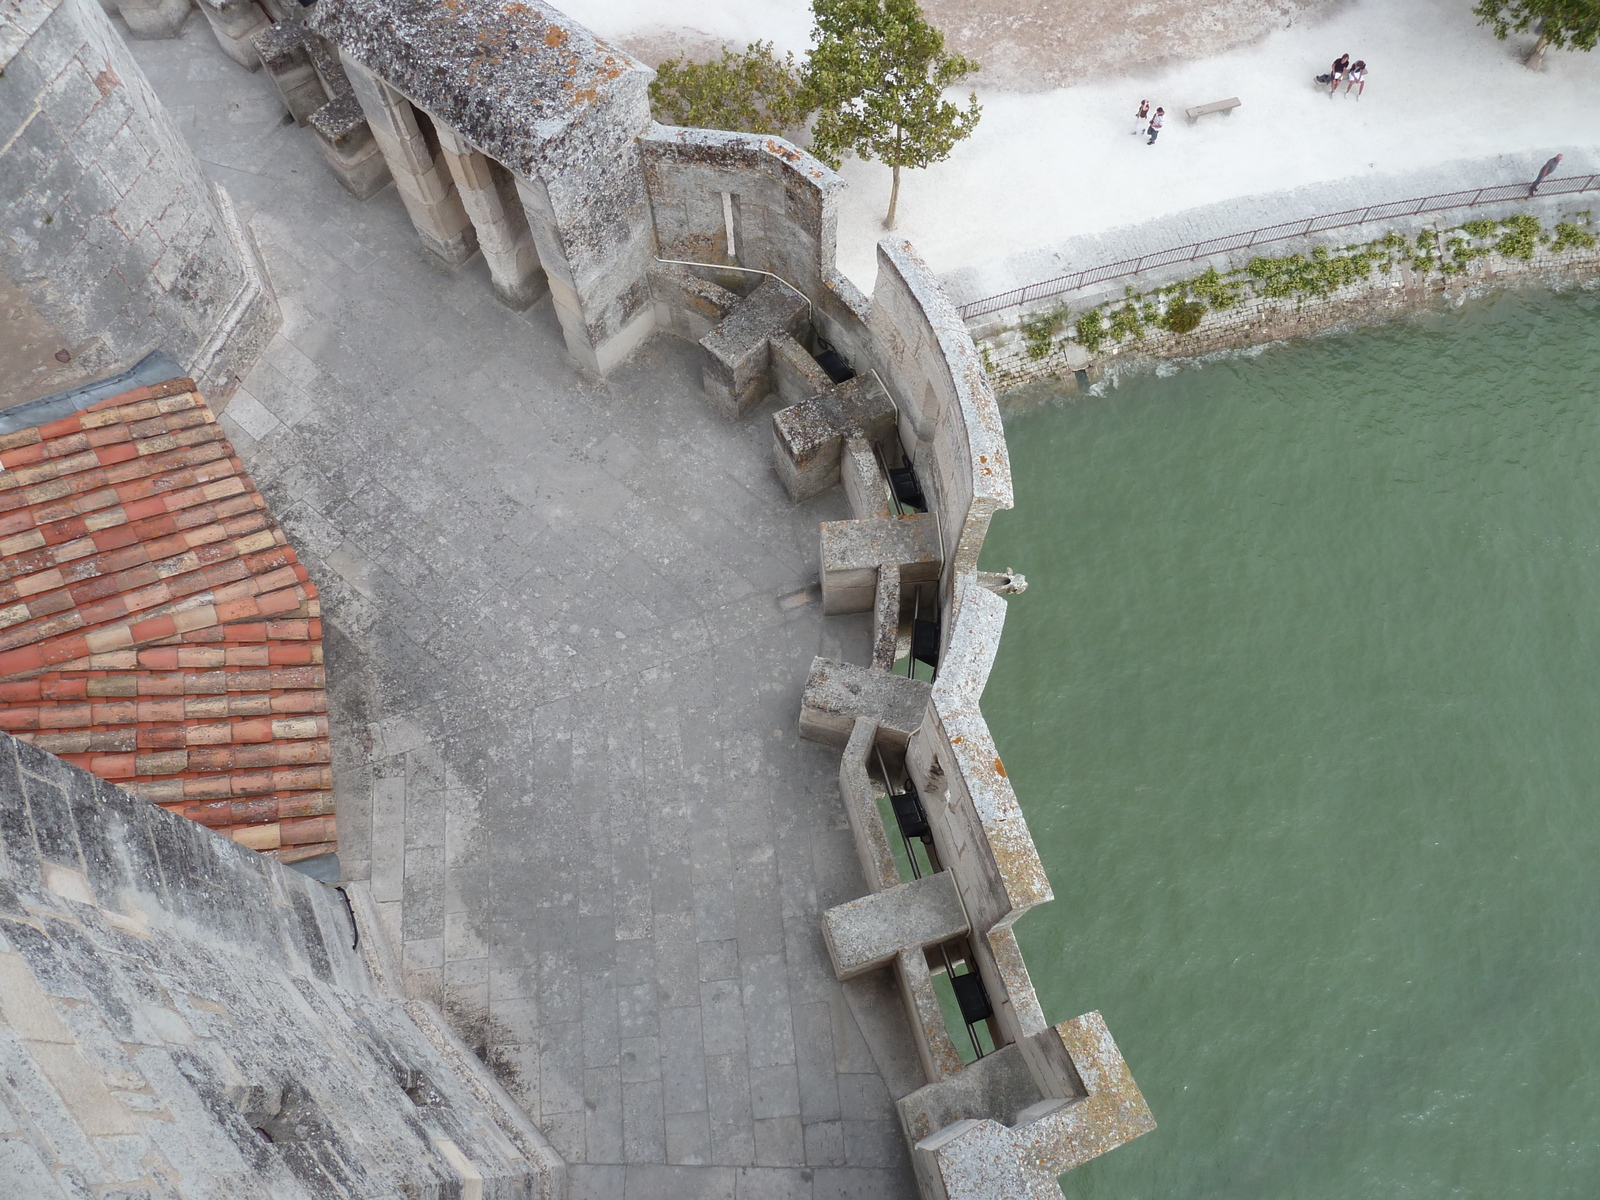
(0, 378, 335, 863)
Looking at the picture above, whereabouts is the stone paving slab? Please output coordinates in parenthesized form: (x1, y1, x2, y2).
(123, 14, 918, 1196)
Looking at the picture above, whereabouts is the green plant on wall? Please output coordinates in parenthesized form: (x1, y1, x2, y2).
(1188, 267, 1244, 310)
(1551, 218, 1597, 252)
(1247, 244, 1387, 298)
(998, 212, 1597, 374)
(649, 42, 813, 135)
(1020, 303, 1071, 360)
(1075, 310, 1106, 353)
(1494, 213, 1544, 259)
(1108, 303, 1144, 341)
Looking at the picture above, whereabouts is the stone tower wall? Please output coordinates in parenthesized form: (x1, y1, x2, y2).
(0, 729, 561, 1198)
(0, 0, 278, 408)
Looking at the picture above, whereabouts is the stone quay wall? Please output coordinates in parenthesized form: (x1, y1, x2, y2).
(974, 202, 1600, 396)
(1, 0, 279, 408)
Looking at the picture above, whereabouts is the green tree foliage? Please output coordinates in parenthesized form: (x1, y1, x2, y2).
(1473, 0, 1599, 67)
(804, 0, 981, 228)
(648, 42, 812, 135)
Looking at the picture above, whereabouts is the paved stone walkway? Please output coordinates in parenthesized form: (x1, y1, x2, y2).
(127, 17, 917, 1199)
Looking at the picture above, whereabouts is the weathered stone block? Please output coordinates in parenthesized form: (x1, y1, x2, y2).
(772, 373, 896, 503)
(822, 871, 968, 979)
(770, 331, 834, 407)
(2, 0, 278, 405)
(254, 20, 329, 125)
(907, 1013, 1155, 1200)
(699, 277, 809, 419)
(0, 731, 565, 1198)
(798, 656, 930, 749)
(308, 91, 390, 199)
(197, 0, 270, 69)
(115, 0, 191, 37)
(648, 263, 740, 342)
(820, 513, 940, 615)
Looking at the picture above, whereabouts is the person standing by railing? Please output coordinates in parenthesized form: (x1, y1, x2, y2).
(1530, 154, 1563, 196)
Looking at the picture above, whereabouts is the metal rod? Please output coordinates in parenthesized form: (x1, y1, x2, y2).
(872, 441, 906, 517)
(875, 743, 923, 880)
(937, 941, 987, 1060)
(653, 256, 812, 323)
(908, 584, 919, 678)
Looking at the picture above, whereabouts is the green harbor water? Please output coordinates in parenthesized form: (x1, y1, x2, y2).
(978, 288, 1600, 1198)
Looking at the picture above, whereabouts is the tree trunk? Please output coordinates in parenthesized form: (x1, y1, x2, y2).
(1525, 29, 1550, 69)
(885, 126, 902, 229)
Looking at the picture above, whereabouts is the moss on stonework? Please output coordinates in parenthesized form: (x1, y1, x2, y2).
(1162, 299, 1205, 333)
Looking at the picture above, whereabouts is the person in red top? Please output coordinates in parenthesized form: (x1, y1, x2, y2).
(1530, 154, 1563, 196)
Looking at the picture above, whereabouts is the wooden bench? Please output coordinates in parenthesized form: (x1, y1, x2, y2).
(1186, 97, 1241, 124)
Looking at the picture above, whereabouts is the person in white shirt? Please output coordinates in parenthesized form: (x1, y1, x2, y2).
(1146, 107, 1165, 145)
(1344, 60, 1367, 97)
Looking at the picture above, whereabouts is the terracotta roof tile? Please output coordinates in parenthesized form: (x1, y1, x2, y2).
(0, 380, 335, 863)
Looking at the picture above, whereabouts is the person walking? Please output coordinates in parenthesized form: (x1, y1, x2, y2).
(1329, 53, 1350, 96)
(1345, 60, 1367, 97)
(1530, 153, 1563, 195)
(1146, 107, 1165, 145)
(1132, 99, 1150, 135)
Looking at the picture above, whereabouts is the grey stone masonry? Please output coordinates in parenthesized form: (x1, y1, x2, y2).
(195, 0, 269, 69)
(0, 730, 561, 1198)
(771, 374, 897, 506)
(311, 0, 659, 375)
(341, 56, 476, 266)
(1, 0, 279, 407)
(111, 0, 190, 40)
(434, 120, 547, 310)
(699, 277, 810, 419)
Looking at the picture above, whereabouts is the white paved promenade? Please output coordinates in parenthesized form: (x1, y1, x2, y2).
(567, 0, 1600, 303)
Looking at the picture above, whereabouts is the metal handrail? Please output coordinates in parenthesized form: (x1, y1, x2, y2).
(956, 173, 1600, 322)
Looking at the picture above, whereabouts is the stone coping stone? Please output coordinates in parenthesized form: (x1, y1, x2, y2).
(310, 0, 649, 177)
(799, 656, 929, 748)
(823, 869, 970, 978)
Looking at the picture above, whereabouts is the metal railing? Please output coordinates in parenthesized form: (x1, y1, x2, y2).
(957, 174, 1600, 322)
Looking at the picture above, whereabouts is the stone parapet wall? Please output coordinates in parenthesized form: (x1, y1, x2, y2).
(976, 208, 1600, 396)
(867, 240, 1012, 622)
(0, 0, 278, 407)
(642, 124, 841, 297)
(795, 240, 1155, 1199)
